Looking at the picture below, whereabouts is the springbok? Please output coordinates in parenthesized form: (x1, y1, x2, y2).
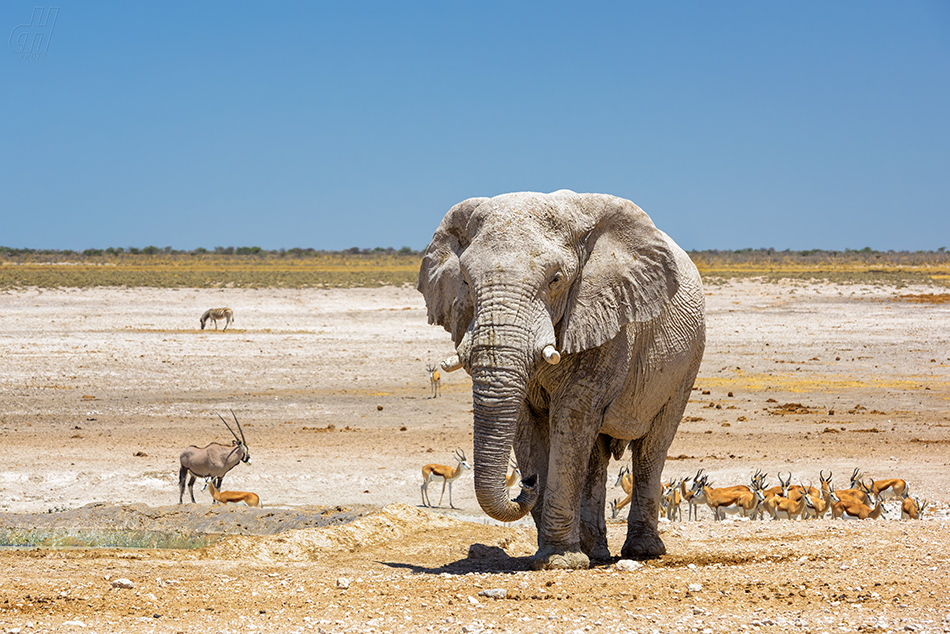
(839, 468, 874, 505)
(611, 490, 633, 519)
(420, 449, 472, 509)
(900, 493, 927, 520)
(178, 411, 250, 504)
(662, 479, 685, 521)
(200, 307, 234, 330)
(610, 466, 635, 519)
(802, 485, 833, 519)
(868, 475, 908, 502)
(204, 480, 262, 507)
(426, 363, 441, 398)
(801, 475, 834, 519)
(700, 477, 766, 521)
(760, 474, 806, 520)
(832, 494, 886, 520)
(685, 469, 706, 520)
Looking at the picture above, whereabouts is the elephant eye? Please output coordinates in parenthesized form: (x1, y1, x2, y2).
(551, 271, 563, 285)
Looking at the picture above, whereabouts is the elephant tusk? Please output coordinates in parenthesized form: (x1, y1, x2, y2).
(542, 345, 560, 365)
(441, 354, 463, 373)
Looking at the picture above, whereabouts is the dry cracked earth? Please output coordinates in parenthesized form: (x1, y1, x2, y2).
(0, 279, 948, 633)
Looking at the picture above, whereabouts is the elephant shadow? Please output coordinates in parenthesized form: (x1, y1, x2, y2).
(377, 543, 621, 575)
(377, 543, 536, 575)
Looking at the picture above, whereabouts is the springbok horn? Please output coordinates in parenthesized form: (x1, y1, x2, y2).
(441, 354, 462, 373)
(542, 344, 560, 365)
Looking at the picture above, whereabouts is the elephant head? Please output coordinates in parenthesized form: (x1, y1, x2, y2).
(418, 191, 680, 523)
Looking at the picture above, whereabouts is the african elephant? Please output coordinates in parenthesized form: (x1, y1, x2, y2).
(417, 190, 705, 569)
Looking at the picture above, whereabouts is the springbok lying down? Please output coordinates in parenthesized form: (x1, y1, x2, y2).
(205, 480, 262, 508)
(200, 307, 234, 330)
(178, 411, 250, 503)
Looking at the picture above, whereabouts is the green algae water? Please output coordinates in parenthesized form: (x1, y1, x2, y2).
(0, 527, 221, 550)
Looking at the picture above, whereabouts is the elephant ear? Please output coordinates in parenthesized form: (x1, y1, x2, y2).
(559, 195, 680, 355)
(417, 197, 488, 344)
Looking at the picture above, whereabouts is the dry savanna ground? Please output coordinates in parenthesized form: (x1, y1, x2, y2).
(0, 265, 948, 633)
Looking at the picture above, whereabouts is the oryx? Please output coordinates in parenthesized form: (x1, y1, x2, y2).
(178, 410, 251, 504)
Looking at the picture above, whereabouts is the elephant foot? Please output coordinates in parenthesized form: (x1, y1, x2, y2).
(531, 546, 590, 570)
(580, 535, 611, 563)
(620, 532, 666, 560)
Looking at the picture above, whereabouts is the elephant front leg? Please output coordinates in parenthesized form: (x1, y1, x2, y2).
(532, 416, 601, 570)
(579, 434, 612, 562)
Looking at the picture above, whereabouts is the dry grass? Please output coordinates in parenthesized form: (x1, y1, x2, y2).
(691, 249, 950, 286)
(0, 252, 420, 288)
(1, 250, 948, 289)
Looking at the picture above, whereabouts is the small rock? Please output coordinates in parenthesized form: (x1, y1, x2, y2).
(335, 577, 350, 589)
(7, 628, 22, 634)
(111, 578, 134, 589)
(478, 588, 507, 599)
(688, 583, 703, 593)
(467, 595, 479, 605)
(62, 622, 85, 629)
(615, 559, 643, 572)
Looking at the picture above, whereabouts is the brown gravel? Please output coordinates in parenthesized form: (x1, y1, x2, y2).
(0, 280, 948, 633)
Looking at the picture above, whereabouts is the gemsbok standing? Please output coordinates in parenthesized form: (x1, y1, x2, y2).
(420, 449, 471, 509)
(200, 307, 234, 330)
(178, 411, 251, 504)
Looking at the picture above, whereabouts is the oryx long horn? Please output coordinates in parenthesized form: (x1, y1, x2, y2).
(216, 411, 242, 445)
(230, 409, 246, 445)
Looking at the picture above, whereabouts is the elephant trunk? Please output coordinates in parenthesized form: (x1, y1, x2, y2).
(470, 319, 541, 523)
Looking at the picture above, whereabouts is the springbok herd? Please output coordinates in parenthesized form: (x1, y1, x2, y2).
(612, 467, 929, 522)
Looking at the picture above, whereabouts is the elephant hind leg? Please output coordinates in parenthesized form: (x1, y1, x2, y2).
(620, 403, 688, 559)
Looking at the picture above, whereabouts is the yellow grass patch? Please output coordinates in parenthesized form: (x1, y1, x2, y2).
(698, 372, 947, 394)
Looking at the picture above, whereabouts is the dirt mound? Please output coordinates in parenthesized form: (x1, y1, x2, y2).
(204, 503, 537, 564)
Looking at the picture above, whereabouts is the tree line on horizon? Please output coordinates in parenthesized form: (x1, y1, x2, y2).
(0, 245, 946, 260)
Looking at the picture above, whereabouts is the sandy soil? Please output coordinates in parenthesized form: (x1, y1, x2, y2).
(0, 279, 948, 633)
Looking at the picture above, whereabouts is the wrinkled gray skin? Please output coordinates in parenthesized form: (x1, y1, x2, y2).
(418, 191, 705, 569)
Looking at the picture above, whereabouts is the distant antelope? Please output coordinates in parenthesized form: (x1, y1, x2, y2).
(832, 494, 886, 520)
(421, 449, 471, 509)
(900, 493, 927, 520)
(205, 480, 262, 508)
(868, 476, 908, 502)
(700, 478, 766, 521)
(426, 363, 441, 398)
(178, 411, 250, 504)
(610, 493, 631, 519)
(200, 307, 234, 330)
(685, 469, 706, 520)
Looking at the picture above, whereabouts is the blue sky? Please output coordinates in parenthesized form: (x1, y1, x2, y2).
(3, 2, 948, 251)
